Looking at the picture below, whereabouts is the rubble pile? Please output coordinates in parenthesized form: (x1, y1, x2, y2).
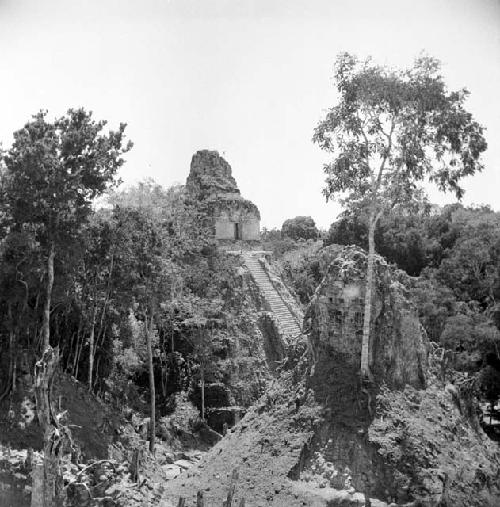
(0, 442, 205, 507)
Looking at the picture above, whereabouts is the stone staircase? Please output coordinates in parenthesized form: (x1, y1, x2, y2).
(242, 253, 302, 338)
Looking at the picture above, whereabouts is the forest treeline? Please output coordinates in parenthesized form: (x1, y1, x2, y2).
(0, 111, 260, 434)
(262, 201, 500, 405)
(1, 108, 499, 421)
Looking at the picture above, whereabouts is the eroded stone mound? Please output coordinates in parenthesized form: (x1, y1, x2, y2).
(369, 383, 500, 506)
(186, 150, 240, 199)
(160, 245, 500, 506)
(306, 245, 428, 389)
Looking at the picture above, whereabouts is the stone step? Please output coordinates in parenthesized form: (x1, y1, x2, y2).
(268, 302, 292, 310)
(280, 322, 300, 328)
(272, 309, 293, 315)
(244, 258, 302, 335)
(280, 322, 300, 330)
(268, 301, 287, 307)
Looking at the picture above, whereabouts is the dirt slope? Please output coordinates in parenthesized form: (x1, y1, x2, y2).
(0, 372, 128, 459)
(162, 377, 318, 506)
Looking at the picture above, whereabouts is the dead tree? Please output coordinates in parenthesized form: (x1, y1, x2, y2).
(130, 447, 143, 483)
(223, 469, 239, 507)
(32, 346, 71, 507)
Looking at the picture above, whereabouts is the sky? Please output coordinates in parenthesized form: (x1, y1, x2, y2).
(0, 0, 499, 229)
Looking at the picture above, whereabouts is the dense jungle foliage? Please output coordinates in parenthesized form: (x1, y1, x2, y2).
(0, 111, 261, 424)
(264, 202, 500, 407)
(1, 108, 499, 439)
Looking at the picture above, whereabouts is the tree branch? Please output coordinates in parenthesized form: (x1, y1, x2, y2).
(375, 118, 395, 189)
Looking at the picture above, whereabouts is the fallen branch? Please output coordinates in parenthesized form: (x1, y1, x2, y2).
(75, 459, 117, 480)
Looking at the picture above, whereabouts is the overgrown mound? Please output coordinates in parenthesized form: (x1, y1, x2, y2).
(369, 382, 500, 506)
(161, 366, 325, 506)
(306, 245, 428, 389)
(0, 373, 128, 460)
(159, 245, 500, 506)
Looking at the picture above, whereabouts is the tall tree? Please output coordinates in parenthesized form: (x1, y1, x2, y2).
(4, 109, 131, 351)
(281, 216, 319, 241)
(80, 212, 118, 390)
(2, 109, 131, 506)
(313, 53, 487, 380)
(110, 182, 208, 453)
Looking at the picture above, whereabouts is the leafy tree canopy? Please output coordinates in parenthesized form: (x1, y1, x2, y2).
(314, 52, 487, 215)
(281, 216, 319, 241)
(3, 109, 131, 244)
(314, 52, 487, 380)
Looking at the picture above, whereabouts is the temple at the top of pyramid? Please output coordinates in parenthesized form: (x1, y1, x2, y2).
(186, 150, 260, 241)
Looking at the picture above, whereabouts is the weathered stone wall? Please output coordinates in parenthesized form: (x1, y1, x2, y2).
(306, 246, 428, 389)
(214, 210, 260, 241)
(241, 218, 260, 241)
(215, 219, 260, 241)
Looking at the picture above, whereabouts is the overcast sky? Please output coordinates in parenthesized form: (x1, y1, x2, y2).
(1, 0, 499, 228)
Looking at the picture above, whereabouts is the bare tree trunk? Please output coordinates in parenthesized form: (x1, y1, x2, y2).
(0, 305, 14, 403)
(146, 305, 156, 453)
(71, 317, 83, 376)
(42, 242, 55, 351)
(92, 252, 114, 382)
(93, 355, 101, 393)
(65, 331, 76, 372)
(361, 219, 375, 380)
(74, 334, 83, 380)
(88, 302, 96, 391)
(201, 365, 205, 421)
(33, 347, 63, 507)
(31, 464, 44, 507)
(224, 469, 239, 507)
